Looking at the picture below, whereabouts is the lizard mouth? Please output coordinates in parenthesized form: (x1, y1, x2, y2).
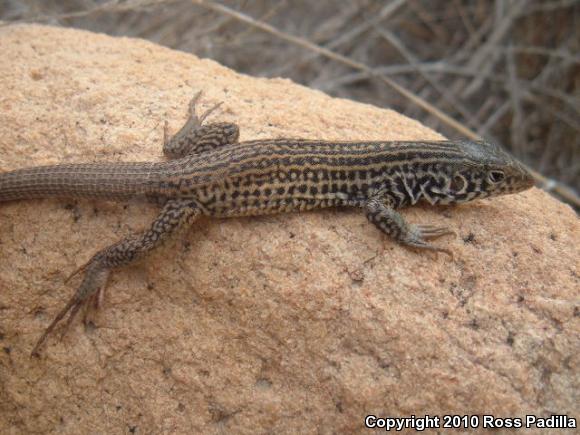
(520, 166, 535, 190)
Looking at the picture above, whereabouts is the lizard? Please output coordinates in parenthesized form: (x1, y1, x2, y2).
(0, 92, 534, 356)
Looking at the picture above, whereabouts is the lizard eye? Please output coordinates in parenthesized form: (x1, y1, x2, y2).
(488, 170, 505, 183)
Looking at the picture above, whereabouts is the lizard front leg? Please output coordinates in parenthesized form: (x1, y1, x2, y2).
(31, 198, 200, 356)
(163, 91, 239, 158)
(364, 197, 454, 256)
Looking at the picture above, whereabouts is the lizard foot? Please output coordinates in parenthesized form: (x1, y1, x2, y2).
(405, 224, 455, 257)
(414, 224, 455, 239)
(31, 258, 110, 357)
(188, 90, 223, 125)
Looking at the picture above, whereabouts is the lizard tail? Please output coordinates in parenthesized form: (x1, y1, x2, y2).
(0, 162, 161, 202)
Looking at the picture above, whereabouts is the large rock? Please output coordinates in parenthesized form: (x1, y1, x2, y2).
(0, 25, 578, 434)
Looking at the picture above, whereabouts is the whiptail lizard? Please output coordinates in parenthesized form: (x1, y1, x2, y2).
(0, 92, 534, 355)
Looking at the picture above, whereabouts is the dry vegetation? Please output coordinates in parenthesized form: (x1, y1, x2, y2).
(2, 0, 578, 206)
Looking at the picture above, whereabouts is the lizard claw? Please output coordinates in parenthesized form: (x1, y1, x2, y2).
(188, 90, 203, 116)
(405, 238, 454, 258)
(189, 90, 222, 125)
(403, 224, 455, 258)
(63, 259, 91, 284)
(197, 102, 223, 125)
(414, 224, 456, 240)
(162, 120, 170, 147)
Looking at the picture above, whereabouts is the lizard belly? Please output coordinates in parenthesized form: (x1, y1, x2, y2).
(207, 196, 343, 218)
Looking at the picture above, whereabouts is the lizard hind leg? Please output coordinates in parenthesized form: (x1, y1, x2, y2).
(31, 199, 200, 357)
(163, 91, 239, 158)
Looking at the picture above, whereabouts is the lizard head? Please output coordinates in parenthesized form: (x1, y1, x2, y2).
(433, 140, 534, 204)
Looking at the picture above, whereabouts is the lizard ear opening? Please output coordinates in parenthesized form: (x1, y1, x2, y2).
(450, 173, 467, 193)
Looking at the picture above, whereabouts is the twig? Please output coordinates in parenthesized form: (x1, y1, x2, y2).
(460, 0, 529, 98)
(194, 0, 479, 139)
(506, 45, 525, 157)
(374, 26, 479, 129)
(272, 1, 407, 78)
(0, 0, 176, 26)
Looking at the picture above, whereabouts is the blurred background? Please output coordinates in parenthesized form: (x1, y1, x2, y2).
(1, 0, 578, 207)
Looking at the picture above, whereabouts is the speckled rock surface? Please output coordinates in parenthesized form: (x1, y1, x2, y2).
(0, 25, 578, 434)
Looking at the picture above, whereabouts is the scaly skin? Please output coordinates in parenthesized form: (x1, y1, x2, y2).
(0, 92, 535, 355)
